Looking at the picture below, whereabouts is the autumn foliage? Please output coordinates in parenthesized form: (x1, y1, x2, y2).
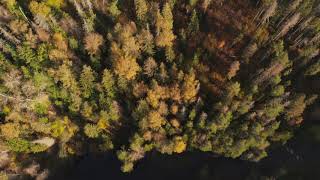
(0, 0, 319, 177)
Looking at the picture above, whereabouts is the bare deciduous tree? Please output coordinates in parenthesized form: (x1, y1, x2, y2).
(274, 13, 301, 40)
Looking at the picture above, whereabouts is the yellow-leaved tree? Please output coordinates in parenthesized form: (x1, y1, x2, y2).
(84, 33, 104, 56)
(173, 137, 186, 153)
(155, 3, 175, 47)
(113, 55, 140, 80)
(182, 71, 199, 102)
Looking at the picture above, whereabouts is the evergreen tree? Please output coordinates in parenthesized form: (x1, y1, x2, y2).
(80, 65, 96, 98)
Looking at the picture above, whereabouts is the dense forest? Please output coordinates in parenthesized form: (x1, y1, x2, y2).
(0, 0, 319, 179)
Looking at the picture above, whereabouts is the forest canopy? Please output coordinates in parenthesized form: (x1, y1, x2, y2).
(0, 0, 319, 178)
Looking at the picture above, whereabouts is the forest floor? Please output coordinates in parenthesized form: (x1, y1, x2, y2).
(196, 0, 258, 97)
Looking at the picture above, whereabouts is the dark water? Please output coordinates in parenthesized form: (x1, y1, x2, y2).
(49, 109, 320, 180)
